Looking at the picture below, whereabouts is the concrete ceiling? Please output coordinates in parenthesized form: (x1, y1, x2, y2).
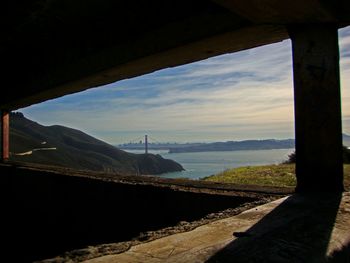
(1, 0, 349, 110)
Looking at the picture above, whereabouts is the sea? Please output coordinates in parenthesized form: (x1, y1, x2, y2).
(125, 148, 295, 180)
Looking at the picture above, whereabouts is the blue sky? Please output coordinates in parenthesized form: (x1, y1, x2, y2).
(21, 26, 350, 145)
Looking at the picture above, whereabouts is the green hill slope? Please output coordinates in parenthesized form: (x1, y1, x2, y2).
(9, 112, 184, 175)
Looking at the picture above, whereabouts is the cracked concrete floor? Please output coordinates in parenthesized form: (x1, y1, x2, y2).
(84, 192, 350, 263)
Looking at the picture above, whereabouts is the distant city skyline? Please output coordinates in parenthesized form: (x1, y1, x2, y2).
(20, 26, 350, 145)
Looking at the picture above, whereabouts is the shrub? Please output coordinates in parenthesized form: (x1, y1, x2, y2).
(284, 147, 350, 164)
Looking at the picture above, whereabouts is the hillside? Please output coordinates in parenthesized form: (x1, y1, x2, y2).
(9, 112, 184, 175)
(169, 139, 295, 153)
(168, 135, 350, 153)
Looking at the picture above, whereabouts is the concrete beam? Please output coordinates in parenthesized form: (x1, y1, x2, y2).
(213, 0, 350, 24)
(1, 110, 9, 161)
(1, 25, 287, 110)
(289, 25, 344, 192)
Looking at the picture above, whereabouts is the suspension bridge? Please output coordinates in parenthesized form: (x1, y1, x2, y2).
(119, 135, 167, 154)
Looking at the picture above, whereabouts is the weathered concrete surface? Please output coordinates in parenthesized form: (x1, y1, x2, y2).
(84, 192, 350, 263)
(1, 163, 286, 262)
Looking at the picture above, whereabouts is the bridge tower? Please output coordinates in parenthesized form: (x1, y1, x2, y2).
(145, 135, 148, 154)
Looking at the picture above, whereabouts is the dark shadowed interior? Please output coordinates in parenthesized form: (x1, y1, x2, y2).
(1, 0, 350, 262)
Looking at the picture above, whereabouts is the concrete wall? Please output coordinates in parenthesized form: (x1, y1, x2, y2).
(1, 165, 256, 262)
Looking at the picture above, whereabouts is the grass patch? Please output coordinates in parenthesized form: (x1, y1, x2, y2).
(203, 164, 350, 189)
(203, 164, 296, 187)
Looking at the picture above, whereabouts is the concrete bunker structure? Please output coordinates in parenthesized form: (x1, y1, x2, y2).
(1, 0, 350, 262)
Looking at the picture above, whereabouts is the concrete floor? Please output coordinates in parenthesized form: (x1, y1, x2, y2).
(84, 192, 350, 263)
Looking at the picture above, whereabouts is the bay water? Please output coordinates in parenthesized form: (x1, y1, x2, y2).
(126, 148, 294, 180)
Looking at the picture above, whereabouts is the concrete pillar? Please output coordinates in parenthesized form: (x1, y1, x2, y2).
(289, 25, 344, 192)
(1, 110, 10, 161)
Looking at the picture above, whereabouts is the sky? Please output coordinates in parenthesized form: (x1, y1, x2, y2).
(21, 26, 350, 145)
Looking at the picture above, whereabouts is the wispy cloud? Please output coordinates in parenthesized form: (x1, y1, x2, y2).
(21, 27, 350, 143)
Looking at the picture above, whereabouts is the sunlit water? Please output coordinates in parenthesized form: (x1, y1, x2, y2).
(125, 148, 294, 180)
